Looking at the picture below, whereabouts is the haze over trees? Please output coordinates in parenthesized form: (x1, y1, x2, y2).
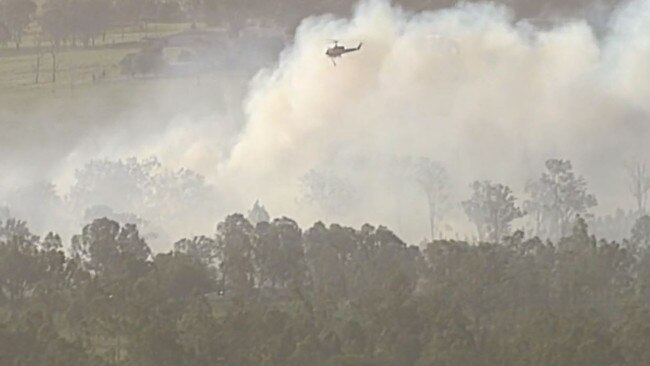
(0, 150, 647, 366)
(68, 156, 218, 242)
(2, 207, 650, 365)
(0, 0, 645, 355)
(462, 180, 524, 243)
(413, 157, 448, 241)
(626, 160, 650, 215)
(525, 158, 598, 240)
(3, 0, 650, 362)
(1, 0, 36, 49)
(0, 0, 626, 53)
(299, 169, 357, 220)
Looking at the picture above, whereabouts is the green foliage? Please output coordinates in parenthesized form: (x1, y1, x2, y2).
(71, 217, 151, 276)
(216, 213, 257, 297)
(1, 0, 36, 49)
(463, 180, 525, 243)
(631, 215, 650, 248)
(2, 214, 650, 365)
(526, 158, 598, 239)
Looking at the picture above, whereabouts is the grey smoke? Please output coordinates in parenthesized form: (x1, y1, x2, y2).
(4, 0, 650, 247)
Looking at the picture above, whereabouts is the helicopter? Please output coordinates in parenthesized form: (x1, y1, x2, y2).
(325, 40, 362, 66)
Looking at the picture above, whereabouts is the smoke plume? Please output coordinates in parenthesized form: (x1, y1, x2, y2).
(217, 0, 650, 242)
(5, 0, 650, 246)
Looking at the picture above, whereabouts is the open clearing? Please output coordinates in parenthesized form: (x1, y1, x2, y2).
(0, 22, 194, 93)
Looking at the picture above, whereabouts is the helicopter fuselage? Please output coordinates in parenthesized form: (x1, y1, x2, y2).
(325, 43, 362, 58)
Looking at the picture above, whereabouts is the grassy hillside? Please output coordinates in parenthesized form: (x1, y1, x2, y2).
(0, 22, 194, 95)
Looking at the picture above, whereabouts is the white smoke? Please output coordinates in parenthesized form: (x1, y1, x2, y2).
(6, 0, 650, 246)
(208, 0, 650, 242)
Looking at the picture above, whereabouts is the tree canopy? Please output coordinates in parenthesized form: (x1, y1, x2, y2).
(1, 211, 650, 365)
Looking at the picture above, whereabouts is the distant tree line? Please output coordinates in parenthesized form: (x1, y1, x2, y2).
(0, 0, 193, 49)
(5, 155, 642, 249)
(7, 155, 647, 249)
(0, 0, 614, 51)
(4, 205, 650, 365)
(0, 0, 353, 50)
(300, 158, 603, 243)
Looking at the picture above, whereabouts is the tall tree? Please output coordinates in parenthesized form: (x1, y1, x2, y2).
(525, 159, 597, 239)
(626, 160, 650, 215)
(462, 181, 525, 243)
(215, 214, 257, 297)
(2, 0, 36, 49)
(254, 217, 306, 290)
(631, 215, 650, 249)
(173, 235, 218, 268)
(0, 219, 41, 313)
(71, 218, 151, 276)
(413, 157, 448, 241)
(70, 0, 113, 47)
(303, 222, 350, 305)
(41, 0, 70, 46)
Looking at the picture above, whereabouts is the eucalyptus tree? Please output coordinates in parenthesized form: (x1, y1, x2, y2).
(525, 159, 597, 239)
(462, 180, 525, 243)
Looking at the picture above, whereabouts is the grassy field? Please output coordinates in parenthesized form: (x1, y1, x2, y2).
(0, 22, 196, 95)
(0, 20, 257, 183)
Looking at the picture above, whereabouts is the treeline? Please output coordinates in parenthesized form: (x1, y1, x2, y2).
(315, 157, 603, 243)
(1, 0, 160, 49)
(0, 0, 355, 50)
(4, 156, 643, 247)
(3, 210, 650, 365)
(0, 0, 615, 51)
